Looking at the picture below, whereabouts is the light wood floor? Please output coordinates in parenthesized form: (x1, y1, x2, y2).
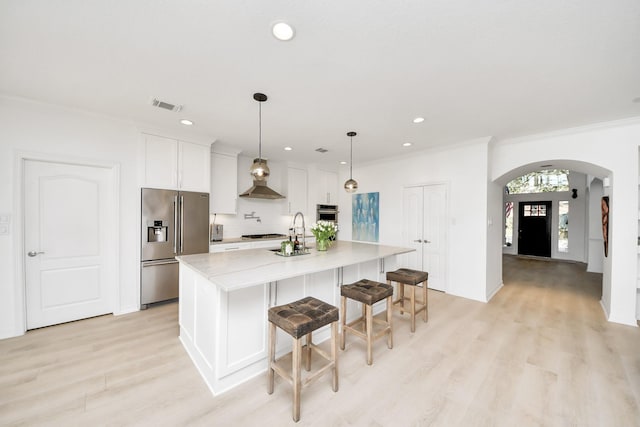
(2, 256, 639, 426)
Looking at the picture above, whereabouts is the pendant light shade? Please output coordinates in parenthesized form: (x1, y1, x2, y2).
(250, 93, 270, 181)
(344, 131, 358, 193)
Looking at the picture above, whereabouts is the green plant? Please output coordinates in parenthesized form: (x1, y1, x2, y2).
(310, 220, 337, 242)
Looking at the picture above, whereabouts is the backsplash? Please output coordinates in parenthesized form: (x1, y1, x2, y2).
(210, 197, 298, 239)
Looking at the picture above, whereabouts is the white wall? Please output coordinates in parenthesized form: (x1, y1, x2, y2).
(338, 138, 493, 302)
(0, 95, 214, 339)
(491, 119, 640, 326)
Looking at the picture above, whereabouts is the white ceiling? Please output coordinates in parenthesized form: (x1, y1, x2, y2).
(1, 1, 639, 167)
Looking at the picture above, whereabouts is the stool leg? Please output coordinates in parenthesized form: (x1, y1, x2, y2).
(423, 280, 428, 323)
(305, 332, 312, 371)
(331, 321, 339, 392)
(386, 295, 393, 349)
(410, 285, 416, 332)
(340, 295, 347, 350)
(399, 282, 405, 309)
(366, 304, 373, 365)
(292, 336, 302, 422)
(267, 322, 275, 394)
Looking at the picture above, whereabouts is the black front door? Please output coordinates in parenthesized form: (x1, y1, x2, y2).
(518, 201, 552, 257)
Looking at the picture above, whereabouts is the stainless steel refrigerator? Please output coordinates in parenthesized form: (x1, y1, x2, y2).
(140, 188, 209, 308)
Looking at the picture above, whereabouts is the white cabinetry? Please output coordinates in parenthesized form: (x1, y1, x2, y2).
(210, 146, 240, 214)
(210, 239, 281, 253)
(143, 133, 211, 192)
(317, 169, 338, 204)
(218, 284, 269, 377)
(285, 167, 308, 214)
(210, 242, 252, 253)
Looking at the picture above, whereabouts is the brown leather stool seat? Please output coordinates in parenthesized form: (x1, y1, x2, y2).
(267, 296, 339, 422)
(340, 279, 393, 365)
(386, 268, 429, 332)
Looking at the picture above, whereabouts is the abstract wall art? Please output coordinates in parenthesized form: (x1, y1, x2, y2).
(352, 192, 379, 242)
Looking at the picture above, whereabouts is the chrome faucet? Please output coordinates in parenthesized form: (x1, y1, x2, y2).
(292, 211, 306, 251)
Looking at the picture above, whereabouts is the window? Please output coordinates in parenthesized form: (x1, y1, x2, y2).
(558, 201, 568, 252)
(506, 170, 569, 194)
(505, 202, 513, 246)
(523, 204, 547, 217)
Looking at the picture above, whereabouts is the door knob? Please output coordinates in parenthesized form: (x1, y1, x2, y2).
(413, 239, 422, 243)
(27, 251, 44, 257)
(424, 240, 431, 244)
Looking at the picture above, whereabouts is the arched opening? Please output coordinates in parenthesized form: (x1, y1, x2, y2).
(494, 159, 611, 317)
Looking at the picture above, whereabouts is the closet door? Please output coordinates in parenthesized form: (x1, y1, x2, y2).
(403, 184, 447, 292)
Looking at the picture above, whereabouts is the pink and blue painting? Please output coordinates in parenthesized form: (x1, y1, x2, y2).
(352, 192, 379, 242)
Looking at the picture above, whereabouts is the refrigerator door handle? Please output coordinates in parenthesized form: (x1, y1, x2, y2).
(173, 195, 178, 254)
(180, 195, 184, 254)
(142, 259, 179, 267)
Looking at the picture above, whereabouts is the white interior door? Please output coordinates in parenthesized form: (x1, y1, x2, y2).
(403, 184, 447, 292)
(24, 160, 115, 329)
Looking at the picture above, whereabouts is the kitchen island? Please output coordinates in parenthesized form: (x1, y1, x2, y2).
(177, 241, 413, 396)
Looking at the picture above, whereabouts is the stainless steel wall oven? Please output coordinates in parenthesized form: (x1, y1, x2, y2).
(316, 204, 338, 223)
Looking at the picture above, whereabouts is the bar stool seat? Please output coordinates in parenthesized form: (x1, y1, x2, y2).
(386, 268, 429, 332)
(340, 279, 393, 365)
(268, 296, 339, 422)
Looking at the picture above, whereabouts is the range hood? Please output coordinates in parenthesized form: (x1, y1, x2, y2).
(239, 177, 285, 199)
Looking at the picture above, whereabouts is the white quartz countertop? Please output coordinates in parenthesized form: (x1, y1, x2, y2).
(177, 241, 414, 292)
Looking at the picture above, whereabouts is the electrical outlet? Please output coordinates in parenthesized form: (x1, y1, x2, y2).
(0, 224, 8, 235)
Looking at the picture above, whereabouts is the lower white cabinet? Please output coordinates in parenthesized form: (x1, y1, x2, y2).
(218, 284, 269, 377)
(209, 242, 252, 253)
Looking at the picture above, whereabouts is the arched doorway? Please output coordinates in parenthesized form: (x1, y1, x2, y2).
(494, 160, 611, 318)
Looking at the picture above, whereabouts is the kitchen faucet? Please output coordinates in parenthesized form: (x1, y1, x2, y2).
(292, 211, 306, 251)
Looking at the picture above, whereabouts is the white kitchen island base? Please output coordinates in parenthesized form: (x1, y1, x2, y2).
(177, 241, 413, 396)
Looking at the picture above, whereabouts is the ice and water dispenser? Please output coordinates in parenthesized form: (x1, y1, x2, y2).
(147, 220, 169, 243)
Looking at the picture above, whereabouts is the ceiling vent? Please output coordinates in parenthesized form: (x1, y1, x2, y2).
(315, 147, 328, 153)
(151, 98, 183, 112)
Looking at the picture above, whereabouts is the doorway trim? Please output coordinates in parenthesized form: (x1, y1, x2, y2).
(13, 150, 120, 335)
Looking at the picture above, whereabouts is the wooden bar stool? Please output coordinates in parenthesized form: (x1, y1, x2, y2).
(386, 268, 429, 332)
(340, 279, 393, 365)
(267, 296, 339, 423)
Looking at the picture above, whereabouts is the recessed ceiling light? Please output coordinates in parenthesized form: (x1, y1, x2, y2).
(340, 161, 347, 165)
(180, 119, 193, 126)
(284, 146, 292, 151)
(272, 22, 295, 41)
(413, 117, 425, 124)
(403, 142, 412, 147)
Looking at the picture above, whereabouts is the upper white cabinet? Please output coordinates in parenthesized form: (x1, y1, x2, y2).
(285, 166, 308, 214)
(143, 133, 211, 192)
(210, 145, 240, 214)
(317, 169, 338, 204)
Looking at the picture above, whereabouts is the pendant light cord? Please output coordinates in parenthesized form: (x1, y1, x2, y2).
(349, 135, 353, 179)
(258, 102, 262, 161)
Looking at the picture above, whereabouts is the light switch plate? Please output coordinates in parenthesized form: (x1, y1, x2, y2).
(0, 224, 8, 236)
(0, 213, 9, 224)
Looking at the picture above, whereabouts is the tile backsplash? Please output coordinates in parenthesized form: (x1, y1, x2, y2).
(211, 197, 299, 239)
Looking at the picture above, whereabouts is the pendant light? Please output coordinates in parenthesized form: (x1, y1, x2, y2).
(249, 93, 270, 181)
(344, 131, 358, 193)
(239, 93, 284, 199)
